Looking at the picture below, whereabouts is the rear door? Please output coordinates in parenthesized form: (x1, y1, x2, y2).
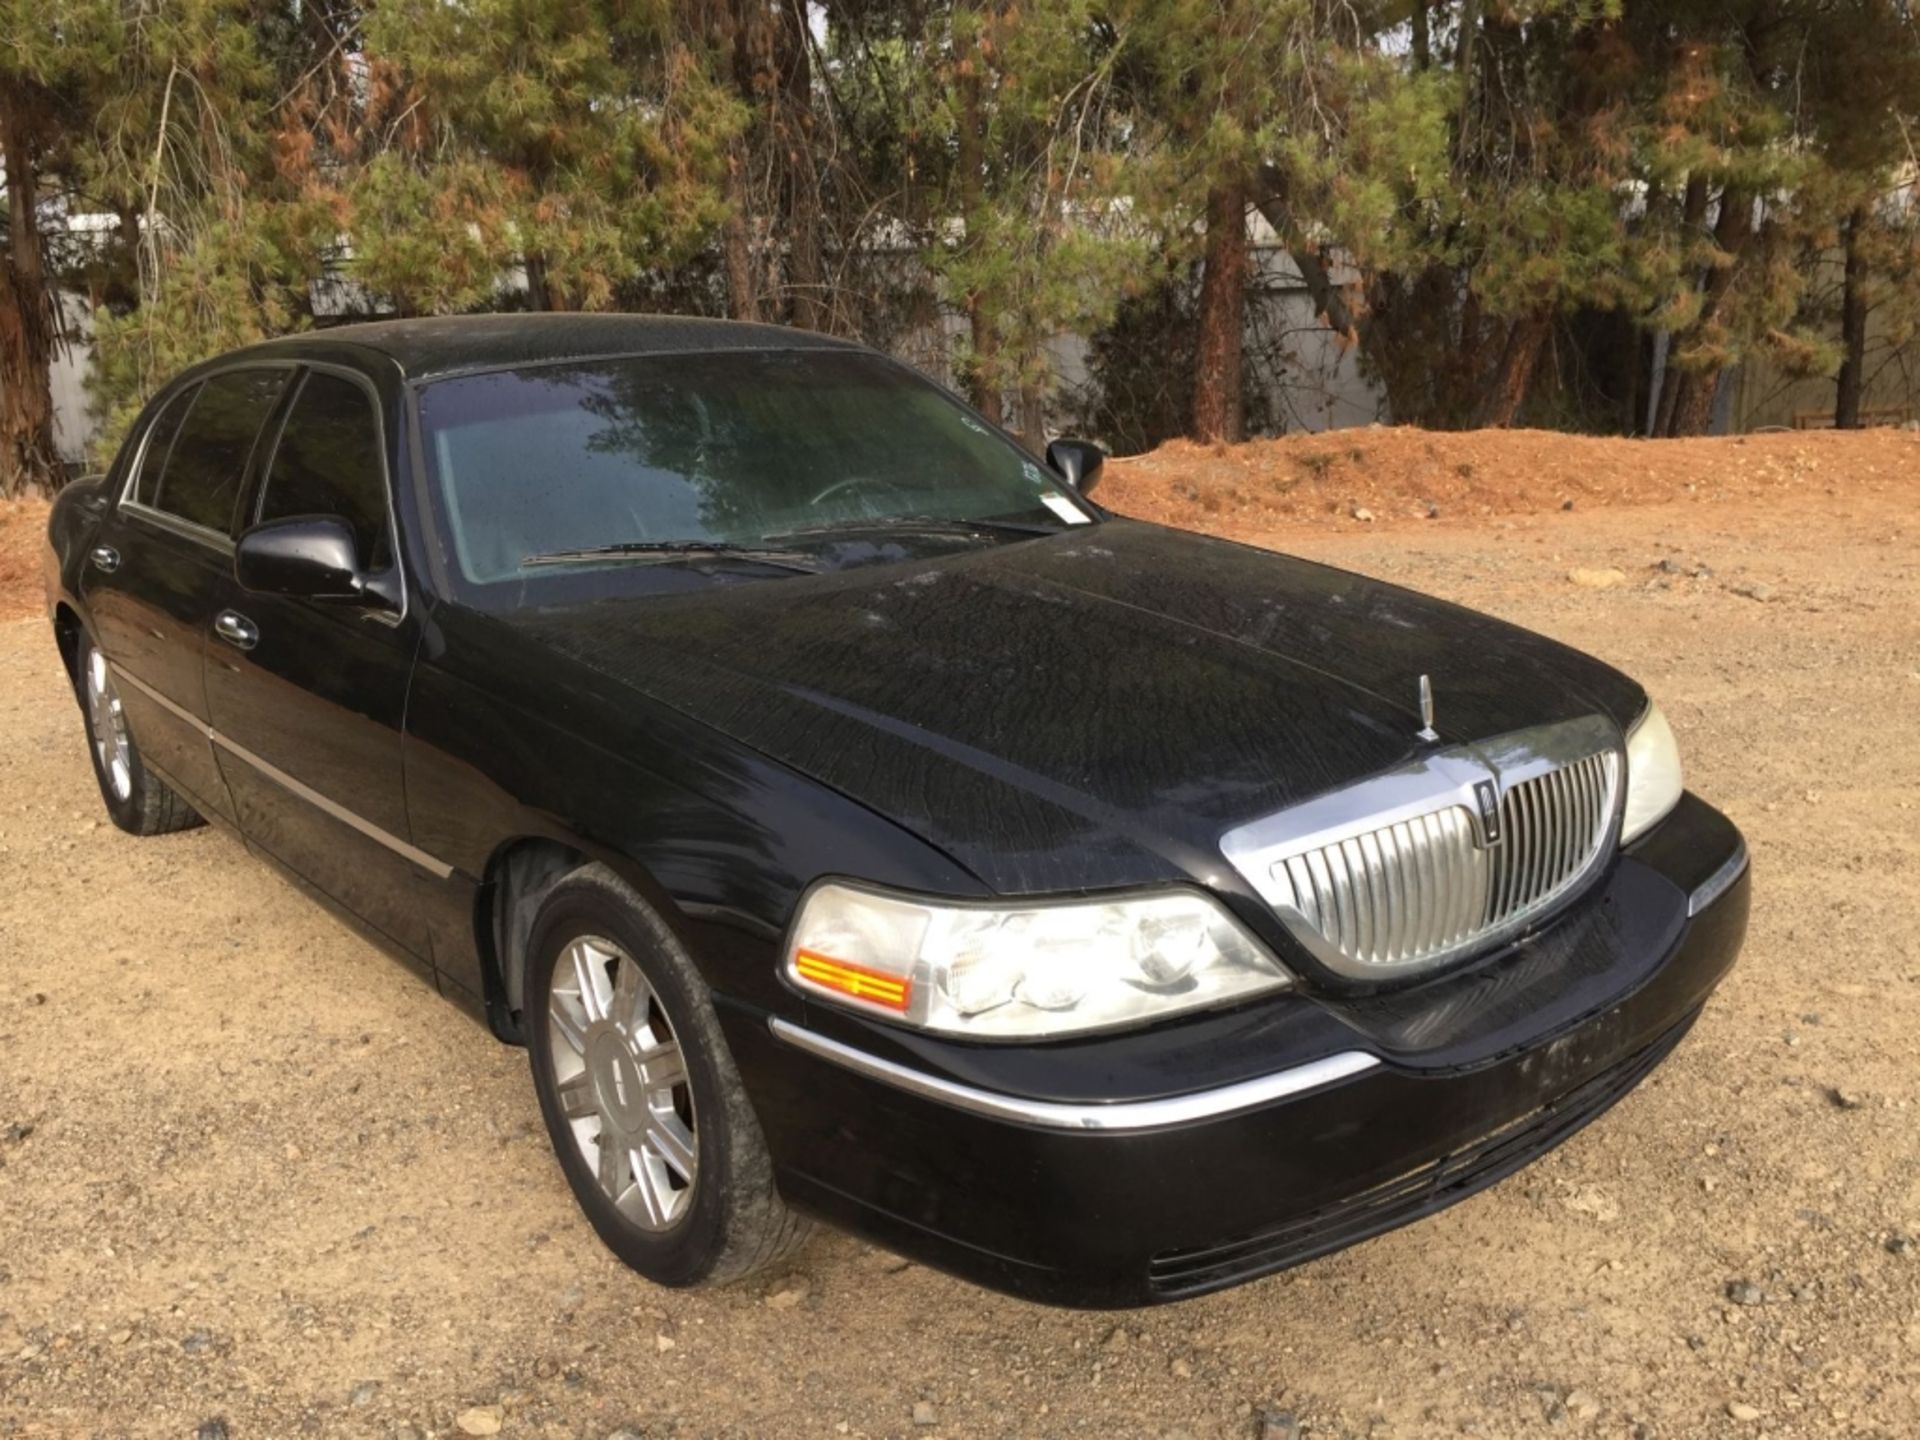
(80, 368, 292, 824)
(203, 365, 432, 959)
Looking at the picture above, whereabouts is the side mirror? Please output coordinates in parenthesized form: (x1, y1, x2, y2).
(1045, 438, 1105, 497)
(235, 516, 371, 602)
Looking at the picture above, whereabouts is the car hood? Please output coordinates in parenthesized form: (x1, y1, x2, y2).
(504, 520, 1645, 895)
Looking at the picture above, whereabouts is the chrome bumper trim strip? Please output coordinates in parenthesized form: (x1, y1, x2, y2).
(1688, 840, 1749, 918)
(109, 661, 456, 882)
(768, 1017, 1379, 1132)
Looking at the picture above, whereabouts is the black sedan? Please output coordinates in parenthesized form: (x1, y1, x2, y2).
(42, 315, 1749, 1307)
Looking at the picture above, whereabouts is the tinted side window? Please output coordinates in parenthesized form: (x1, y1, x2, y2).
(130, 385, 199, 506)
(256, 372, 391, 569)
(155, 369, 287, 533)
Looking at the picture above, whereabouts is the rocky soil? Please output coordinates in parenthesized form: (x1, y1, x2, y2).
(1, 429, 1916, 1438)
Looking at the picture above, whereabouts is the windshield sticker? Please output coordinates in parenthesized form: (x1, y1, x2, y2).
(1041, 493, 1093, 525)
(1022, 461, 1048, 487)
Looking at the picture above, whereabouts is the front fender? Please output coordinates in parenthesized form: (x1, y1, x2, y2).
(400, 605, 984, 1019)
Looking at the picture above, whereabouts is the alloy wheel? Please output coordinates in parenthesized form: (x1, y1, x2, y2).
(86, 649, 133, 802)
(546, 935, 698, 1230)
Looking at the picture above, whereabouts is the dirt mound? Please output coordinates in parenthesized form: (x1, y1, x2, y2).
(0, 498, 51, 623)
(1100, 424, 1919, 532)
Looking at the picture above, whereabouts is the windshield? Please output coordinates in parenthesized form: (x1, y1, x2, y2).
(416, 349, 1092, 585)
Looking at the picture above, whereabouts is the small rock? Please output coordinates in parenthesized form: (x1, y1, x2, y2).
(654, 1333, 676, 1353)
(109, 1328, 132, 1345)
(1887, 1233, 1913, 1256)
(350, 1381, 381, 1408)
(195, 1421, 230, 1440)
(912, 1400, 938, 1426)
(1561, 498, 1575, 511)
(1352, 506, 1376, 523)
(766, 1284, 807, 1310)
(1258, 1411, 1301, 1440)
(606, 1430, 646, 1440)
(1170, 1357, 1193, 1379)
(1565, 1389, 1601, 1420)
(456, 1406, 504, 1437)
(533, 1357, 558, 1379)
(1725, 1280, 1764, 1306)
(180, 1328, 215, 1354)
(217, 1059, 239, 1078)
(1568, 567, 1626, 589)
(1652, 557, 1685, 574)
(1726, 1400, 1761, 1422)
(3, 1122, 33, 1144)
(1729, 581, 1776, 603)
(27, 993, 47, 1006)
(1827, 1086, 1866, 1110)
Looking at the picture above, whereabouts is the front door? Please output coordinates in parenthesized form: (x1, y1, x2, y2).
(202, 366, 431, 958)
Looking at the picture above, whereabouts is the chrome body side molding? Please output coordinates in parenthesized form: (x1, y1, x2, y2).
(108, 661, 456, 881)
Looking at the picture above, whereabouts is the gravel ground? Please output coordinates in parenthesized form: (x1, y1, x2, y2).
(1, 466, 1916, 1439)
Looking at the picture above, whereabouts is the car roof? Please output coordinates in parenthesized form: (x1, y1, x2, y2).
(221, 313, 866, 383)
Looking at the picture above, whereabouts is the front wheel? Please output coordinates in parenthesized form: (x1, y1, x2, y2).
(525, 865, 810, 1287)
(76, 634, 204, 836)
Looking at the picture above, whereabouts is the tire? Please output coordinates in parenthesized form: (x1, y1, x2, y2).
(76, 633, 205, 837)
(525, 864, 810, 1287)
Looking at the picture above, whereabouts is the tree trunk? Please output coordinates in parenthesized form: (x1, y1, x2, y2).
(524, 252, 554, 311)
(1192, 181, 1248, 444)
(955, 43, 1001, 424)
(1018, 374, 1046, 452)
(1411, 0, 1430, 71)
(1456, 0, 1482, 153)
(778, 0, 826, 330)
(1835, 202, 1870, 429)
(0, 81, 59, 498)
(1651, 172, 1711, 437)
(1625, 313, 1648, 436)
(1474, 311, 1550, 427)
(722, 147, 758, 321)
(1667, 373, 1717, 437)
(1665, 185, 1755, 437)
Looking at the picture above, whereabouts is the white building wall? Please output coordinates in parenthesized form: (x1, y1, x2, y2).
(49, 292, 94, 468)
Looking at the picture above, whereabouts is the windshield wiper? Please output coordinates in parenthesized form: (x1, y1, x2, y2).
(521, 541, 817, 572)
(767, 514, 1063, 543)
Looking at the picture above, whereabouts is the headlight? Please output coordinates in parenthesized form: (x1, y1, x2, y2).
(784, 883, 1291, 1039)
(1620, 701, 1683, 844)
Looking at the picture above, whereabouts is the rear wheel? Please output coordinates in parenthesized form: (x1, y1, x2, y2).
(525, 865, 810, 1287)
(77, 635, 204, 836)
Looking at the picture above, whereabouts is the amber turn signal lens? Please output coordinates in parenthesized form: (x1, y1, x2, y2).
(792, 950, 911, 1011)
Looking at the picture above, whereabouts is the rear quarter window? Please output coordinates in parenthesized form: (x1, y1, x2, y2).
(153, 369, 288, 534)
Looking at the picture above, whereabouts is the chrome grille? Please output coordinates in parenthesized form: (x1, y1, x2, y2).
(1271, 806, 1490, 969)
(1487, 749, 1618, 928)
(1221, 718, 1623, 980)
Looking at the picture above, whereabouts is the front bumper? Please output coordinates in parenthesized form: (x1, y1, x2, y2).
(723, 792, 1749, 1307)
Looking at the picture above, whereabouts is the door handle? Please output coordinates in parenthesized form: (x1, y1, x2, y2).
(213, 610, 259, 651)
(89, 545, 120, 573)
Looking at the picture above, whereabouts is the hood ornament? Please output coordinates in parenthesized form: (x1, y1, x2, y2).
(1416, 674, 1439, 743)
